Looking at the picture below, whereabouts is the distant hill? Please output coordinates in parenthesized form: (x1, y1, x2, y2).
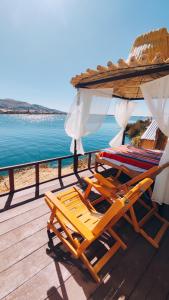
(0, 99, 66, 114)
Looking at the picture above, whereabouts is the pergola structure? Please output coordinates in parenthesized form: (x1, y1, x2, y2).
(71, 28, 169, 100)
(65, 27, 169, 206)
(68, 27, 169, 155)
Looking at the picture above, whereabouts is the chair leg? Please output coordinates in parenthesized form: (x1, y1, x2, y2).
(152, 201, 158, 209)
(80, 252, 100, 283)
(139, 228, 159, 248)
(138, 207, 156, 227)
(114, 169, 122, 179)
(95, 161, 98, 172)
(47, 220, 52, 231)
(123, 213, 133, 225)
(131, 201, 169, 248)
(47, 211, 56, 230)
(108, 228, 127, 250)
(93, 241, 121, 276)
(80, 230, 125, 283)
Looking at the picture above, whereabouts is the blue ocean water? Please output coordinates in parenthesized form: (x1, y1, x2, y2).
(0, 114, 146, 168)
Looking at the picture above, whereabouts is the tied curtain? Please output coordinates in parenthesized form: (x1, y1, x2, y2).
(109, 100, 136, 147)
(65, 88, 113, 154)
(141, 75, 169, 205)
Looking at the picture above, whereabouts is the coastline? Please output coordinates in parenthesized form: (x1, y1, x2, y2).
(0, 112, 66, 115)
(0, 164, 72, 193)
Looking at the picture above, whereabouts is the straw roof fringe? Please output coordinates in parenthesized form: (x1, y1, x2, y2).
(71, 28, 169, 100)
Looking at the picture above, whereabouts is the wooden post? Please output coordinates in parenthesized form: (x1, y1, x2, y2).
(95, 160, 98, 172)
(9, 168, 14, 193)
(35, 164, 39, 197)
(35, 164, 39, 186)
(58, 159, 62, 178)
(122, 128, 126, 145)
(88, 153, 92, 169)
(73, 139, 78, 174)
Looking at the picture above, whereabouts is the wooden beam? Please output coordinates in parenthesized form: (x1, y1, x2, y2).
(75, 64, 169, 90)
(112, 94, 144, 101)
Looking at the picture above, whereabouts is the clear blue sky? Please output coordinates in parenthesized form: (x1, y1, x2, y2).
(0, 0, 168, 115)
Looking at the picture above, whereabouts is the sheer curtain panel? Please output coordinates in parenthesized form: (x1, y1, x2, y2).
(141, 75, 169, 205)
(109, 100, 136, 147)
(65, 88, 113, 154)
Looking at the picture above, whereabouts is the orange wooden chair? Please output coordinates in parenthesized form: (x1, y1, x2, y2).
(45, 178, 152, 282)
(83, 163, 169, 248)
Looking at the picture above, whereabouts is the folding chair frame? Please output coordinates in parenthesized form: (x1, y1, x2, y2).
(83, 163, 169, 248)
(45, 179, 152, 282)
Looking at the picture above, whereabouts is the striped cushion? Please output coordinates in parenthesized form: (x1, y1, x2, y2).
(100, 145, 163, 172)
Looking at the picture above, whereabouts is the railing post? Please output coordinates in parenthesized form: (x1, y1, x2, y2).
(58, 159, 62, 178)
(88, 153, 92, 169)
(73, 139, 78, 174)
(0, 150, 100, 196)
(95, 160, 98, 172)
(35, 164, 39, 196)
(9, 168, 14, 193)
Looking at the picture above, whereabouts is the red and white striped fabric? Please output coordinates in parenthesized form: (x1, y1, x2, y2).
(100, 145, 163, 172)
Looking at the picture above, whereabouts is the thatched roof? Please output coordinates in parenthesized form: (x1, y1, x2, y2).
(71, 28, 169, 100)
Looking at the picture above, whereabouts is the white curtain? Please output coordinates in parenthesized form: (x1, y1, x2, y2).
(109, 100, 136, 147)
(65, 88, 113, 154)
(141, 75, 169, 205)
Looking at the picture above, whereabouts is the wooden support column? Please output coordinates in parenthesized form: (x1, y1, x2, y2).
(73, 139, 78, 174)
(9, 168, 14, 193)
(35, 164, 39, 197)
(88, 153, 92, 169)
(122, 128, 127, 145)
(58, 159, 62, 178)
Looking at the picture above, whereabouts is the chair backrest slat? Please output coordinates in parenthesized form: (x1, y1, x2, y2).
(45, 192, 94, 241)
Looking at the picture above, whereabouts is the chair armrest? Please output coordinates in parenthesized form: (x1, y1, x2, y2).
(94, 173, 116, 188)
(83, 176, 97, 188)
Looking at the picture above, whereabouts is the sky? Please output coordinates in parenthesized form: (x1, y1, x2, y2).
(0, 0, 168, 115)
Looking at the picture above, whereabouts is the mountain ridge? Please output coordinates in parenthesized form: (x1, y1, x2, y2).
(0, 98, 66, 114)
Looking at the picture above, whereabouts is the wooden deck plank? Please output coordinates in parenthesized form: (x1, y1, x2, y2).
(0, 243, 52, 299)
(89, 222, 138, 300)
(52, 268, 98, 300)
(4, 260, 77, 300)
(0, 225, 50, 272)
(129, 233, 169, 300)
(0, 186, 36, 210)
(0, 213, 49, 252)
(0, 203, 48, 236)
(0, 197, 43, 223)
(91, 234, 156, 299)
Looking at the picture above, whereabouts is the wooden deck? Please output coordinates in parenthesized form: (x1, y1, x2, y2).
(0, 167, 169, 300)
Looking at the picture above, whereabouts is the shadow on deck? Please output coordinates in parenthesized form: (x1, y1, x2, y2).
(0, 166, 169, 300)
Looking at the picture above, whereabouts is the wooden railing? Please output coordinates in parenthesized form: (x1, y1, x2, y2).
(0, 150, 99, 196)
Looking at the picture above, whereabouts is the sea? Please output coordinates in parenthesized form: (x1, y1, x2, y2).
(0, 114, 146, 168)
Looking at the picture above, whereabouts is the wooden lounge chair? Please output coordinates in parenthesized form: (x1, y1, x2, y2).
(45, 178, 152, 282)
(83, 163, 169, 248)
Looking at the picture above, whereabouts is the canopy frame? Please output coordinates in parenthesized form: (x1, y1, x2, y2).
(69, 28, 169, 172)
(75, 63, 169, 101)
